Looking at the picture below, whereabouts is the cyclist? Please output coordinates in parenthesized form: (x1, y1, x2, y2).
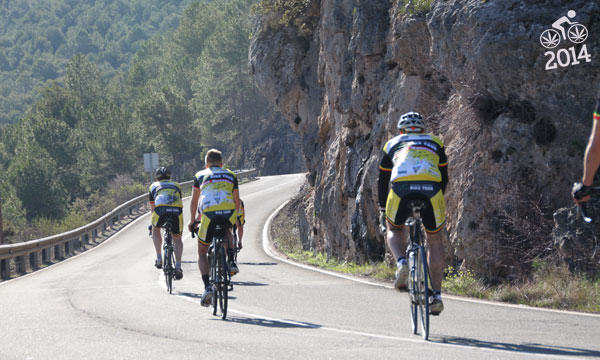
(377, 112, 448, 315)
(149, 167, 184, 280)
(573, 97, 600, 202)
(188, 149, 240, 307)
(232, 199, 245, 251)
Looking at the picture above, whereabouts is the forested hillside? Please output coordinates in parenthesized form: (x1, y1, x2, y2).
(0, 0, 193, 124)
(0, 0, 303, 243)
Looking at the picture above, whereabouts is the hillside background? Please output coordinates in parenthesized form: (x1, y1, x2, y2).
(0, 0, 303, 243)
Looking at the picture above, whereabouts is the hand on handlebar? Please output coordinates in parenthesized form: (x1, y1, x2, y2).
(572, 182, 591, 203)
(188, 220, 200, 238)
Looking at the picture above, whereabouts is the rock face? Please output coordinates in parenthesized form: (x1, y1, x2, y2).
(250, 0, 600, 280)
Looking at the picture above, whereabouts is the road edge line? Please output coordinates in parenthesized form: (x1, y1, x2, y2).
(262, 200, 600, 319)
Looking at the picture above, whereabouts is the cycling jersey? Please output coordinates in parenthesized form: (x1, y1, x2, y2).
(594, 98, 599, 121)
(149, 180, 183, 208)
(149, 180, 183, 234)
(379, 133, 448, 183)
(193, 167, 238, 213)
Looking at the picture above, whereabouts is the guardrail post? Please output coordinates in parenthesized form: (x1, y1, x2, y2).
(64, 241, 71, 257)
(29, 251, 40, 270)
(0, 259, 9, 280)
(54, 243, 64, 260)
(42, 247, 52, 264)
(16, 255, 26, 274)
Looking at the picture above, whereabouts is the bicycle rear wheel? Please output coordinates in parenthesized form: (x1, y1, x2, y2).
(408, 249, 418, 334)
(163, 244, 174, 294)
(416, 245, 430, 340)
(216, 245, 229, 319)
(210, 247, 218, 316)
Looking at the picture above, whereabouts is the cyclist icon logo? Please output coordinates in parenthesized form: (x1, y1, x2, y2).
(540, 10, 588, 49)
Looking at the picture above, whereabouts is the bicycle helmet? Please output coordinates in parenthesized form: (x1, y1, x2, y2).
(155, 166, 171, 180)
(397, 112, 425, 132)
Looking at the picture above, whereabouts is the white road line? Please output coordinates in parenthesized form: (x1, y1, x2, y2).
(262, 200, 600, 319)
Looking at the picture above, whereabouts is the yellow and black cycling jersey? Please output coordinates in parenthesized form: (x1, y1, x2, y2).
(148, 180, 183, 208)
(193, 166, 238, 213)
(379, 133, 447, 183)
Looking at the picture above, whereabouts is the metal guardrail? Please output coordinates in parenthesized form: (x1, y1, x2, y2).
(0, 169, 256, 280)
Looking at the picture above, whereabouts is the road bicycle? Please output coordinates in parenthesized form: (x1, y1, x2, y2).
(193, 218, 231, 319)
(405, 200, 430, 340)
(148, 221, 177, 294)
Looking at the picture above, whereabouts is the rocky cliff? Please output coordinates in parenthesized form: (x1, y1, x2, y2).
(250, 0, 600, 281)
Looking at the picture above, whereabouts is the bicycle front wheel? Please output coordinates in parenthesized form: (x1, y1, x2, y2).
(415, 245, 430, 340)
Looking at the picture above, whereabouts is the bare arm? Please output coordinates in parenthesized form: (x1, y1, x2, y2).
(233, 189, 240, 214)
(582, 119, 600, 186)
(188, 187, 200, 229)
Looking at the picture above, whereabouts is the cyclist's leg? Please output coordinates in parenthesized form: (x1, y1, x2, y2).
(151, 209, 165, 266)
(225, 211, 238, 274)
(196, 212, 213, 287)
(422, 188, 446, 293)
(385, 183, 410, 262)
(172, 212, 184, 266)
(386, 183, 411, 290)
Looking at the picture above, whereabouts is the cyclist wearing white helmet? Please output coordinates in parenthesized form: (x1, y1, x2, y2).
(377, 111, 448, 315)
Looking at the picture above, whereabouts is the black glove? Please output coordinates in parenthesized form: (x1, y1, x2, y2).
(572, 182, 591, 201)
(379, 209, 387, 234)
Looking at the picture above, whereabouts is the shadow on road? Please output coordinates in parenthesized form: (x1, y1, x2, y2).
(225, 316, 321, 329)
(435, 336, 600, 358)
(230, 281, 268, 287)
(178, 292, 237, 301)
(239, 262, 278, 266)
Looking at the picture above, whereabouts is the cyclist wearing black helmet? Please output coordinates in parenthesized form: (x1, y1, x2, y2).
(377, 111, 448, 315)
(149, 167, 184, 280)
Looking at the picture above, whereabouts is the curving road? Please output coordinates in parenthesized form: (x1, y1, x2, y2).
(1, 174, 600, 359)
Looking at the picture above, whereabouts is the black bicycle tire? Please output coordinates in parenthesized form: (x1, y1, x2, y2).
(408, 248, 418, 335)
(217, 245, 228, 319)
(163, 236, 173, 294)
(417, 245, 430, 340)
(211, 245, 218, 316)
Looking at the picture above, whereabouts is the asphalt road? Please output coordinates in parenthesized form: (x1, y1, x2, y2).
(1, 174, 600, 359)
